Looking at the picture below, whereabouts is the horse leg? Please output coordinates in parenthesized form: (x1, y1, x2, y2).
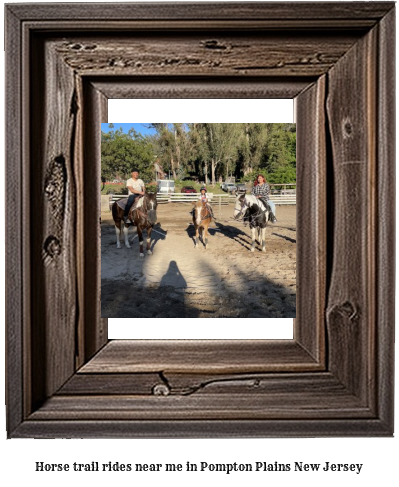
(115, 222, 122, 249)
(194, 225, 199, 248)
(146, 227, 152, 255)
(261, 227, 267, 252)
(251, 227, 256, 252)
(123, 223, 131, 248)
(204, 224, 209, 249)
(137, 226, 144, 257)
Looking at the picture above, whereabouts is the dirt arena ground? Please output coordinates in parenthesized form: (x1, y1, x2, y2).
(101, 202, 296, 318)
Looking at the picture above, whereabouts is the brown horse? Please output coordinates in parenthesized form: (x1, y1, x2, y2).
(192, 200, 212, 249)
(112, 193, 158, 257)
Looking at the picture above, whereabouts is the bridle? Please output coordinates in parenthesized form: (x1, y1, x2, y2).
(130, 194, 157, 228)
(195, 203, 211, 224)
(235, 195, 268, 222)
(234, 196, 249, 221)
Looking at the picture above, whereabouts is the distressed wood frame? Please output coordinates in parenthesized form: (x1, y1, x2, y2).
(5, 2, 395, 438)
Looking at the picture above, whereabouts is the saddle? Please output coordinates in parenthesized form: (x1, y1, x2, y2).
(116, 196, 144, 211)
(258, 198, 275, 222)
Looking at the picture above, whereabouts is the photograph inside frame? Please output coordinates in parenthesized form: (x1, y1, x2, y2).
(101, 123, 296, 319)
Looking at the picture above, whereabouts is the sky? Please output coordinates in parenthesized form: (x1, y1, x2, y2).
(101, 123, 156, 136)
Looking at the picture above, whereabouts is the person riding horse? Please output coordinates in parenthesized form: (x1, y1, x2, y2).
(124, 169, 145, 224)
(191, 187, 215, 219)
(251, 174, 277, 223)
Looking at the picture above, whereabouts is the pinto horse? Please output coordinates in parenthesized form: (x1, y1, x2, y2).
(192, 200, 212, 249)
(112, 193, 157, 257)
(233, 193, 269, 252)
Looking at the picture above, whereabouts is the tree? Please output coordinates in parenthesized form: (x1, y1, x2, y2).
(263, 123, 296, 174)
(147, 123, 191, 180)
(203, 123, 241, 186)
(101, 127, 155, 182)
(187, 123, 211, 184)
(237, 123, 270, 176)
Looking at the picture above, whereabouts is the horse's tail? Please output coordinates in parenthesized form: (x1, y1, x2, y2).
(112, 201, 119, 222)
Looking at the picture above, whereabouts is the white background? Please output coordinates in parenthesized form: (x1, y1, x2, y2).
(1, 1, 398, 486)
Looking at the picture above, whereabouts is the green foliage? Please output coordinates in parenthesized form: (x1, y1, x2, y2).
(101, 123, 296, 189)
(146, 184, 158, 194)
(146, 123, 192, 180)
(101, 126, 155, 182)
(101, 183, 128, 195)
(240, 171, 258, 183)
(262, 124, 296, 174)
(240, 163, 296, 185)
(266, 164, 297, 185)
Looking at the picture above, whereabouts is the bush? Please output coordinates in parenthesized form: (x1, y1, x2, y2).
(101, 183, 128, 195)
(146, 184, 158, 194)
(267, 165, 296, 185)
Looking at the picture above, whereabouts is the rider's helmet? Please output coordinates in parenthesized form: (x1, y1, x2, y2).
(200, 187, 207, 193)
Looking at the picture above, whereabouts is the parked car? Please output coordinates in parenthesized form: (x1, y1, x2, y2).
(235, 183, 247, 193)
(222, 183, 237, 193)
(181, 186, 197, 194)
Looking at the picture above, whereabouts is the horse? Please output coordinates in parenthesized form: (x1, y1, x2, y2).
(233, 193, 269, 252)
(192, 200, 212, 249)
(112, 192, 158, 257)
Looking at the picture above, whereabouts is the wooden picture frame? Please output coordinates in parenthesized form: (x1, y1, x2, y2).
(5, 2, 395, 438)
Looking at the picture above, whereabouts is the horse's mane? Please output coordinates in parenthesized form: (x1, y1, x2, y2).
(244, 194, 266, 211)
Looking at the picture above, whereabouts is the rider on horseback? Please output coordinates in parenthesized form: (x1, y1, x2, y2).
(124, 169, 145, 224)
(197, 187, 215, 219)
(251, 174, 277, 223)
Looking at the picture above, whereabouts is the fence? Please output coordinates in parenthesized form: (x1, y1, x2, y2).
(108, 192, 296, 210)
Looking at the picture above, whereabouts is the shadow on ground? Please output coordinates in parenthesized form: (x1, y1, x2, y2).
(101, 257, 295, 319)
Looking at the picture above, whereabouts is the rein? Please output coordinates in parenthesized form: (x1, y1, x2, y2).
(195, 204, 212, 224)
(235, 197, 268, 223)
(129, 196, 156, 228)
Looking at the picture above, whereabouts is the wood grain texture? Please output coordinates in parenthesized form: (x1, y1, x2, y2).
(82, 81, 108, 361)
(5, 5, 24, 436)
(54, 33, 360, 78)
(79, 340, 321, 374)
(7, 2, 394, 22)
(326, 27, 377, 403)
(60, 371, 355, 397)
(5, 2, 395, 438)
(14, 418, 391, 439)
(295, 76, 326, 363)
(29, 393, 371, 421)
(30, 36, 78, 408)
(376, 7, 395, 432)
(91, 78, 311, 99)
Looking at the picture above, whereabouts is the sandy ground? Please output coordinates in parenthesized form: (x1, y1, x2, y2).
(101, 202, 296, 318)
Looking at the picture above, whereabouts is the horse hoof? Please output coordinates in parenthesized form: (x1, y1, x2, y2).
(262, 248, 266, 252)
(147, 250, 152, 255)
(251, 248, 255, 253)
(126, 244, 131, 249)
(139, 253, 145, 258)
(117, 245, 121, 249)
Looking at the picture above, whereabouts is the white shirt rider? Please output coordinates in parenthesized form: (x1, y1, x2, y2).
(124, 171, 145, 222)
(126, 173, 145, 195)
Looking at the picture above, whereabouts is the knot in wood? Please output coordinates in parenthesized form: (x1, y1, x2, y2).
(201, 40, 227, 50)
(343, 119, 353, 137)
(44, 236, 61, 259)
(45, 181, 56, 197)
(152, 383, 170, 396)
